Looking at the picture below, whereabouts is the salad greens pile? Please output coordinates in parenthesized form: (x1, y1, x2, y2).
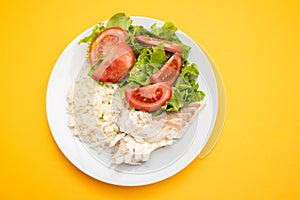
(79, 13, 205, 114)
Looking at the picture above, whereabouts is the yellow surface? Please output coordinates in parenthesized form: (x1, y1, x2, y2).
(1, 0, 299, 199)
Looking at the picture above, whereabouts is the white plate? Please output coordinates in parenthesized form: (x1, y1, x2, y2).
(46, 16, 218, 186)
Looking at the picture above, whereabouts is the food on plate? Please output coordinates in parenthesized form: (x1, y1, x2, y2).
(150, 52, 182, 85)
(114, 101, 205, 164)
(89, 27, 128, 66)
(124, 82, 172, 112)
(91, 42, 135, 82)
(136, 35, 182, 53)
(67, 13, 206, 165)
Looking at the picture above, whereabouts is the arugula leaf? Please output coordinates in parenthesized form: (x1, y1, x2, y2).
(106, 13, 132, 30)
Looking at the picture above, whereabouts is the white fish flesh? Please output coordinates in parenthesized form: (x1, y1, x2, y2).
(113, 101, 205, 164)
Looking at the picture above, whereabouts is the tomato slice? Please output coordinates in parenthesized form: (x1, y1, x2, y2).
(91, 42, 135, 82)
(125, 82, 172, 112)
(89, 27, 128, 66)
(136, 35, 181, 53)
(151, 53, 182, 85)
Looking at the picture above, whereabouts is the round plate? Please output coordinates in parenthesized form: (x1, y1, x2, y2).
(46, 16, 218, 186)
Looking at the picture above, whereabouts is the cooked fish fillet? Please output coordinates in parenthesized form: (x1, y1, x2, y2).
(113, 101, 205, 164)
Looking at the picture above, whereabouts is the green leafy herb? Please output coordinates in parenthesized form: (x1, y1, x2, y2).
(163, 88, 185, 111)
(78, 23, 105, 44)
(120, 44, 167, 90)
(150, 22, 191, 59)
(78, 13, 133, 46)
(126, 25, 155, 57)
(106, 13, 132, 30)
(181, 62, 199, 80)
(162, 61, 205, 112)
(87, 59, 104, 85)
(151, 22, 179, 42)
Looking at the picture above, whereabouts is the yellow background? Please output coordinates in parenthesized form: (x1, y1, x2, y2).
(1, 0, 299, 199)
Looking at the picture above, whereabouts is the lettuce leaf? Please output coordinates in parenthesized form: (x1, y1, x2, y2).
(181, 62, 199, 80)
(126, 25, 154, 57)
(78, 23, 105, 44)
(106, 13, 132, 30)
(150, 22, 191, 59)
(163, 87, 185, 111)
(118, 44, 167, 99)
(120, 44, 167, 86)
(151, 22, 179, 42)
(78, 13, 132, 45)
(149, 43, 168, 64)
(162, 60, 205, 112)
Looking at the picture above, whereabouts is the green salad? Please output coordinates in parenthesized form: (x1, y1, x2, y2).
(79, 13, 205, 115)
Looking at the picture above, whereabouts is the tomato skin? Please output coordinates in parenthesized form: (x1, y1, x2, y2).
(91, 42, 135, 82)
(136, 35, 181, 53)
(125, 83, 172, 112)
(151, 53, 182, 85)
(89, 27, 128, 66)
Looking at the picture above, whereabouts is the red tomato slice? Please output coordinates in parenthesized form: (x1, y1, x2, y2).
(89, 27, 128, 66)
(125, 82, 172, 112)
(136, 35, 181, 53)
(91, 42, 135, 82)
(151, 53, 182, 85)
